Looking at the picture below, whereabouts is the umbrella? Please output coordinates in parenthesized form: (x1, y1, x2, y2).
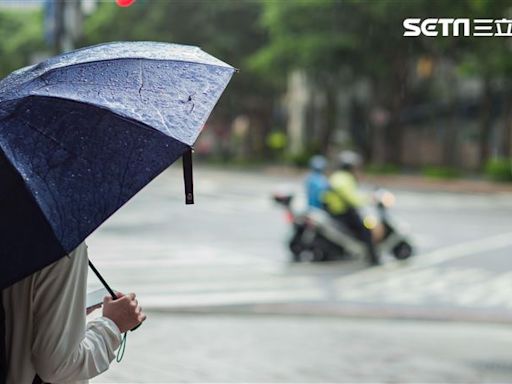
(0, 41, 235, 290)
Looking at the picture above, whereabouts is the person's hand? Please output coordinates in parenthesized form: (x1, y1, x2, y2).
(102, 291, 146, 333)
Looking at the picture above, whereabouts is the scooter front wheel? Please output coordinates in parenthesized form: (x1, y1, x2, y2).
(392, 241, 413, 260)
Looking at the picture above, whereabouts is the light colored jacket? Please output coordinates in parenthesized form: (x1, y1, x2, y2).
(2, 243, 121, 384)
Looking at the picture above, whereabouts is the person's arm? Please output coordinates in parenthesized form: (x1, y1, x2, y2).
(30, 243, 122, 382)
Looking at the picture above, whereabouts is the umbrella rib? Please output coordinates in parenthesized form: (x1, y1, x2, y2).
(30, 81, 191, 98)
(31, 57, 233, 82)
(17, 118, 84, 161)
(138, 60, 144, 99)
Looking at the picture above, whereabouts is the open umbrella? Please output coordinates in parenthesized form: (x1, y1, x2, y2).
(0, 41, 235, 290)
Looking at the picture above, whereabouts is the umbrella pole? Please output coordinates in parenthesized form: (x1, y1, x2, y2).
(88, 259, 117, 300)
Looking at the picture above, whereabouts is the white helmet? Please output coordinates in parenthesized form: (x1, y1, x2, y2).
(338, 150, 362, 170)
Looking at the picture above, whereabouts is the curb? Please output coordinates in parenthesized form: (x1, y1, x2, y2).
(360, 175, 512, 195)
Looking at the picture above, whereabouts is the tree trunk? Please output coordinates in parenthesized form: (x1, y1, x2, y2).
(502, 87, 512, 158)
(479, 77, 493, 168)
(384, 114, 403, 166)
(383, 57, 407, 166)
(319, 86, 337, 153)
(503, 118, 512, 159)
(442, 102, 458, 167)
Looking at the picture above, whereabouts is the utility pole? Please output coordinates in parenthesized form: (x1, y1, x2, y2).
(45, 0, 96, 54)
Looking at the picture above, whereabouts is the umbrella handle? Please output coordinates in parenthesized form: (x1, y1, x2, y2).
(183, 147, 194, 205)
(88, 260, 141, 332)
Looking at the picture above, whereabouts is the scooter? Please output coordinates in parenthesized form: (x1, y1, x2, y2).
(272, 189, 414, 263)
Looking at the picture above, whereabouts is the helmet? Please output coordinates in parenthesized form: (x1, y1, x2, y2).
(309, 155, 327, 172)
(338, 150, 362, 171)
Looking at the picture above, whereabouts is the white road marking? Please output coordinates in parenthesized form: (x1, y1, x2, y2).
(413, 231, 512, 267)
(141, 288, 325, 308)
(88, 232, 512, 310)
(335, 231, 512, 285)
(327, 232, 512, 308)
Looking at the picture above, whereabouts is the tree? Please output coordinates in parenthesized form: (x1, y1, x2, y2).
(251, 0, 459, 165)
(446, 0, 512, 167)
(0, 9, 45, 79)
(251, 0, 360, 155)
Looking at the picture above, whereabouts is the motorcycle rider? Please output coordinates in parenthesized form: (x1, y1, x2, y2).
(323, 151, 380, 265)
(305, 155, 329, 209)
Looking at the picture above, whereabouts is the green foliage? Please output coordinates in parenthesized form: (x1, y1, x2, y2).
(0, 9, 45, 79)
(4, 0, 512, 172)
(266, 131, 287, 151)
(250, 0, 357, 76)
(366, 163, 400, 175)
(485, 158, 512, 182)
(422, 166, 461, 180)
(284, 147, 322, 168)
(250, 0, 432, 81)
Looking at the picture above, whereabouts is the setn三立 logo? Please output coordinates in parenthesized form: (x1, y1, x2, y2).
(403, 18, 512, 37)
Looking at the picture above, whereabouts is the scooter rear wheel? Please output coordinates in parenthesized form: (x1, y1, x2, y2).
(289, 240, 303, 262)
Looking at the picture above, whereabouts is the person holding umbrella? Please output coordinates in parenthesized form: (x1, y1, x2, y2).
(0, 42, 234, 383)
(1, 243, 145, 383)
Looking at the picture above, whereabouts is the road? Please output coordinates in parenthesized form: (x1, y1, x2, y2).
(86, 165, 512, 320)
(94, 313, 512, 383)
(86, 165, 512, 382)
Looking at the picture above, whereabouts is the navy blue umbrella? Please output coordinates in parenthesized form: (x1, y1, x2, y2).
(0, 42, 235, 290)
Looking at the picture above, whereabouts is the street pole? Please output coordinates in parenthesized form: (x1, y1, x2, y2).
(45, 0, 84, 54)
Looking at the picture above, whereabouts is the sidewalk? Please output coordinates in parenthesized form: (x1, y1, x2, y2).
(93, 313, 512, 383)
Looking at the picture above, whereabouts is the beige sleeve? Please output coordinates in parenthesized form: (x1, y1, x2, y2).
(30, 243, 122, 383)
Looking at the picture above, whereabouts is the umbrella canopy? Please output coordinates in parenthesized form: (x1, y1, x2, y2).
(0, 42, 235, 290)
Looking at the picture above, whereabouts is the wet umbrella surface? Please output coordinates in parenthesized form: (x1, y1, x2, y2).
(0, 41, 235, 289)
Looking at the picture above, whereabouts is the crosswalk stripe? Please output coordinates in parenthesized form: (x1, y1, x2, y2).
(141, 288, 326, 308)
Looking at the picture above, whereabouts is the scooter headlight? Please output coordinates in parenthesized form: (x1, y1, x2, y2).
(381, 191, 396, 207)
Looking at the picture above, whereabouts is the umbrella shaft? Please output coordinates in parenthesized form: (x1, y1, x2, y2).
(88, 260, 117, 300)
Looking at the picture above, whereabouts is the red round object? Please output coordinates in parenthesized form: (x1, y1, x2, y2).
(116, 0, 136, 7)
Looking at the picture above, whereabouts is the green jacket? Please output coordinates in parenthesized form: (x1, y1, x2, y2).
(323, 170, 366, 214)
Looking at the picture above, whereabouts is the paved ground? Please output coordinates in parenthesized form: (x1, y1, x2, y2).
(85, 165, 512, 382)
(93, 314, 512, 383)
(86, 165, 512, 320)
